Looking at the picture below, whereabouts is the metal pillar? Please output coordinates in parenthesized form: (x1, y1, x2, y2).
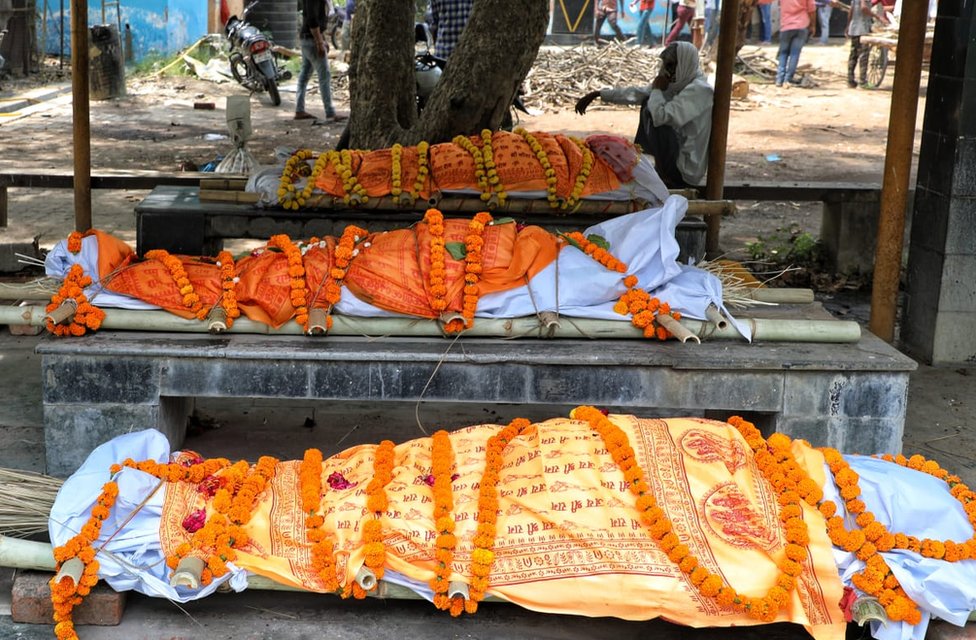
(868, 0, 929, 342)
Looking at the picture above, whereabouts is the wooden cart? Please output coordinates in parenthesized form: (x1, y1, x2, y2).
(859, 25, 933, 88)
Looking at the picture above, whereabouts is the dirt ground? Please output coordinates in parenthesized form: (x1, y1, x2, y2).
(0, 42, 920, 263)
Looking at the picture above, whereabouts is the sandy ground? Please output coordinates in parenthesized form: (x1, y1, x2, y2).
(0, 42, 917, 257)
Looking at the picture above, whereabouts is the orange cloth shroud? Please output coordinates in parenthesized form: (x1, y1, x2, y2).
(104, 221, 559, 327)
(159, 416, 846, 639)
(312, 131, 627, 201)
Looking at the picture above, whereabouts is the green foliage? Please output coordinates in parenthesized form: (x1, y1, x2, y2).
(131, 51, 171, 76)
(445, 242, 467, 260)
(746, 224, 823, 267)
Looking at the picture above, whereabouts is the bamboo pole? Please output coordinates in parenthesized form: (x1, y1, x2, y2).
(868, 0, 929, 343)
(2, 305, 861, 343)
(703, 0, 740, 256)
(294, 193, 735, 218)
(71, 0, 91, 232)
(0, 535, 500, 600)
(3, 281, 815, 305)
(744, 288, 814, 304)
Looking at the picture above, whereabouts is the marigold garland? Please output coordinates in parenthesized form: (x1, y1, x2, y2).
(66, 231, 84, 253)
(424, 208, 450, 314)
(465, 417, 532, 614)
(323, 225, 368, 330)
(164, 456, 278, 583)
(414, 141, 430, 200)
(453, 131, 507, 208)
(144, 249, 207, 319)
(565, 136, 594, 209)
(391, 144, 404, 200)
(45, 264, 106, 337)
(813, 446, 970, 625)
(329, 149, 369, 205)
(573, 407, 807, 623)
(613, 285, 682, 341)
(564, 232, 627, 273)
(428, 430, 460, 612)
(515, 128, 559, 207)
(351, 440, 396, 599)
(215, 251, 241, 328)
(278, 149, 314, 210)
(454, 212, 493, 332)
(878, 452, 976, 558)
(50, 480, 119, 640)
(480, 129, 507, 207)
(300, 448, 339, 592)
(267, 234, 309, 329)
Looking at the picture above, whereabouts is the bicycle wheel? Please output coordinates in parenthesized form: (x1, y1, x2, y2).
(867, 46, 888, 87)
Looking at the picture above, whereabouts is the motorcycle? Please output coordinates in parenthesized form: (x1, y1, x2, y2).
(224, 0, 291, 106)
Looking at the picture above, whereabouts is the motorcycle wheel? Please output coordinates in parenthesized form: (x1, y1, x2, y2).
(266, 79, 281, 106)
(229, 53, 248, 85)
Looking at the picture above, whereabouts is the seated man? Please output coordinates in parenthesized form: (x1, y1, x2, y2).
(575, 42, 713, 188)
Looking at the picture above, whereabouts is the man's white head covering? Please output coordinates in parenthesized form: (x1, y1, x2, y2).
(666, 41, 704, 98)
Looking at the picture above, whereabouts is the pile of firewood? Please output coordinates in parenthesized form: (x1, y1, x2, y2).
(522, 42, 663, 112)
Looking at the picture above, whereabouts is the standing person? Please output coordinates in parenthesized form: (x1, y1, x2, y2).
(815, 0, 832, 44)
(757, 0, 773, 43)
(703, 0, 720, 48)
(664, 0, 696, 45)
(430, 0, 473, 59)
(775, 0, 816, 86)
(846, 0, 874, 88)
(574, 42, 713, 187)
(294, 0, 347, 121)
(340, 0, 355, 50)
(630, 0, 656, 46)
(594, 0, 625, 45)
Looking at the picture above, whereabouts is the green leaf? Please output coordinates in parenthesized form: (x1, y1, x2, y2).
(559, 232, 583, 251)
(491, 217, 516, 225)
(445, 242, 467, 260)
(587, 234, 610, 251)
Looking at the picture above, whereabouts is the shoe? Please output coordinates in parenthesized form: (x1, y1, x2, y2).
(325, 111, 349, 122)
(859, 82, 877, 90)
(294, 111, 316, 120)
(788, 77, 802, 86)
(775, 81, 783, 87)
(847, 81, 858, 88)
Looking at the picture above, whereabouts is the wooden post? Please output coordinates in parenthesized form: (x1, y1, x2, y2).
(868, 0, 928, 342)
(703, 0, 740, 257)
(71, 0, 92, 232)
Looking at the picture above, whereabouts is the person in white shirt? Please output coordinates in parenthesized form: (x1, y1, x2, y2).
(574, 42, 713, 187)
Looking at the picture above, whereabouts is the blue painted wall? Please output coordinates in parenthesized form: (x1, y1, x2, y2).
(39, 0, 208, 60)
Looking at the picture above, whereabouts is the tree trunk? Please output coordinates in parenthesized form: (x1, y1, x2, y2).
(347, 0, 550, 150)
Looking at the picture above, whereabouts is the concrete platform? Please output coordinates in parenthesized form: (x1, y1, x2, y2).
(37, 312, 916, 477)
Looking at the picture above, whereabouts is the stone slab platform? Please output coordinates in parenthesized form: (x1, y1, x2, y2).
(37, 318, 917, 477)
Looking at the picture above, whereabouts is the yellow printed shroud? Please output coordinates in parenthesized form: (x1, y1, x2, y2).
(160, 416, 846, 639)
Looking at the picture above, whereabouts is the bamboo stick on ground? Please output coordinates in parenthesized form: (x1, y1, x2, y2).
(0, 305, 861, 343)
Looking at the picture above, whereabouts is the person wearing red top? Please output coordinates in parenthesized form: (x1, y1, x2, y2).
(775, 0, 817, 86)
(664, 0, 696, 46)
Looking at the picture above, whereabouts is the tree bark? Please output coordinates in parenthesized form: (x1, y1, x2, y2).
(347, 0, 550, 150)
